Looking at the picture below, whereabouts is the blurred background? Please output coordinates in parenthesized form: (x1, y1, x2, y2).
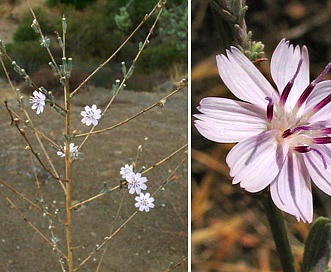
(192, 0, 331, 271)
(0, 0, 187, 93)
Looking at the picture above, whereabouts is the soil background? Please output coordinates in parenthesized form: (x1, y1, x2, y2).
(0, 1, 188, 271)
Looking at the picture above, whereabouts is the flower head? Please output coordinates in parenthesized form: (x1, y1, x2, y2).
(135, 192, 155, 212)
(30, 90, 46, 115)
(57, 142, 79, 160)
(120, 164, 134, 180)
(81, 105, 102, 126)
(195, 39, 331, 223)
(126, 172, 147, 195)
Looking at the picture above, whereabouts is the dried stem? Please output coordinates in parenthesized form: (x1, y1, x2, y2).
(4, 101, 62, 182)
(71, 144, 187, 209)
(70, 0, 164, 98)
(77, 1, 168, 151)
(143, 143, 188, 175)
(0, 190, 67, 260)
(76, 81, 187, 139)
(64, 78, 74, 271)
(74, 211, 138, 271)
(0, 178, 61, 221)
(0, 55, 64, 192)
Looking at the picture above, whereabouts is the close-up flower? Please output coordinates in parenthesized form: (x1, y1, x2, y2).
(126, 172, 147, 195)
(81, 104, 102, 126)
(30, 90, 46, 115)
(120, 164, 134, 180)
(57, 142, 79, 160)
(135, 192, 155, 212)
(194, 39, 331, 223)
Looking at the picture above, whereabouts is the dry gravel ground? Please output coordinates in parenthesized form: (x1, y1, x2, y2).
(0, 80, 188, 271)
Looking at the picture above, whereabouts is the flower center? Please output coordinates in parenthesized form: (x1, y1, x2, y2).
(265, 59, 331, 169)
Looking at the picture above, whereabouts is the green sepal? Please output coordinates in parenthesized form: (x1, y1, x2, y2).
(301, 217, 331, 272)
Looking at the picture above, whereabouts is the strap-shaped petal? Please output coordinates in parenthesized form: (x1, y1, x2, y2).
(270, 39, 310, 110)
(217, 47, 276, 108)
(270, 152, 313, 223)
(194, 97, 267, 143)
(226, 130, 287, 192)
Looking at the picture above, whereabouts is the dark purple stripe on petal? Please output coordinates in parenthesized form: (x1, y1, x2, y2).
(280, 58, 303, 106)
(297, 62, 331, 108)
(313, 93, 331, 113)
(313, 137, 331, 144)
(294, 146, 327, 169)
(265, 97, 274, 122)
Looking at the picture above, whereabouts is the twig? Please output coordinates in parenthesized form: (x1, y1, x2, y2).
(164, 256, 187, 272)
(142, 144, 188, 175)
(75, 82, 187, 139)
(76, 0, 169, 151)
(74, 212, 137, 271)
(70, 185, 119, 211)
(3, 101, 61, 149)
(0, 190, 67, 260)
(0, 55, 64, 193)
(71, 144, 187, 209)
(70, 0, 164, 98)
(4, 101, 62, 182)
(95, 193, 126, 272)
(0, 178, 62, 222)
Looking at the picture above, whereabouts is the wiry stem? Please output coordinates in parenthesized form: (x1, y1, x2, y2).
(64, 78, 74, 272)
(75, 82, 187, 139)
(0, 190, 67, 260)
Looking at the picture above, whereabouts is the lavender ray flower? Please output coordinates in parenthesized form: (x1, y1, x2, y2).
(135, 192, 155, 212)
(194, 38, 331, 223)
(30, 90, 46, 115)
(126, 172, 148, 195)
(57, 142, 79, 160)
(120, 164, 134, 180)
(81, 104, 102, 126)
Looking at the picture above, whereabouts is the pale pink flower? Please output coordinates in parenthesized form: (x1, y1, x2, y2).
(30, 90, 46, 114)
(135, 193, 155, 212)
(57, 143, 79, 160)
(120, 164, 134, 180)
(195, 39, 331, 223)
(126, 172, 147, 195)
(81, 105, 102, 126)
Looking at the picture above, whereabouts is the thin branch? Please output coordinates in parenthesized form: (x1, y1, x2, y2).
(70, 0, 163, 98)
(75, 82, 187, 139)
(0, 54, 64, 193)
(74, 212, 137, 271)
(71, 144, 187, 209)
(142, 143, 188, 175)
(0, 178, 62, 222)
(0, 190, 67, 260)
(3, 101, 61, 150)
(4, 101, 63, 182)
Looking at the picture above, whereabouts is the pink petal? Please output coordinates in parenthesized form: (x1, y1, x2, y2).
(194, 97, 267, 143)
(304, 80, 331, 123)
(304, 145, 331, 196)
(216, 48, 276, 108)
(270, 39, 310, 109)
(270, 152, 313, 223)
(226, 130, 287, 192)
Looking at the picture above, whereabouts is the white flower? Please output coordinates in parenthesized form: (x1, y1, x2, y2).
(135, 193, 155, 212)
(30, 90, 46, 115)
(126, 172, 147, 194)
(120, 164, 134, 180)
(81, 105, 102, 126)
(57, 143, 79, 159)
(195, 39, 331, 223)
